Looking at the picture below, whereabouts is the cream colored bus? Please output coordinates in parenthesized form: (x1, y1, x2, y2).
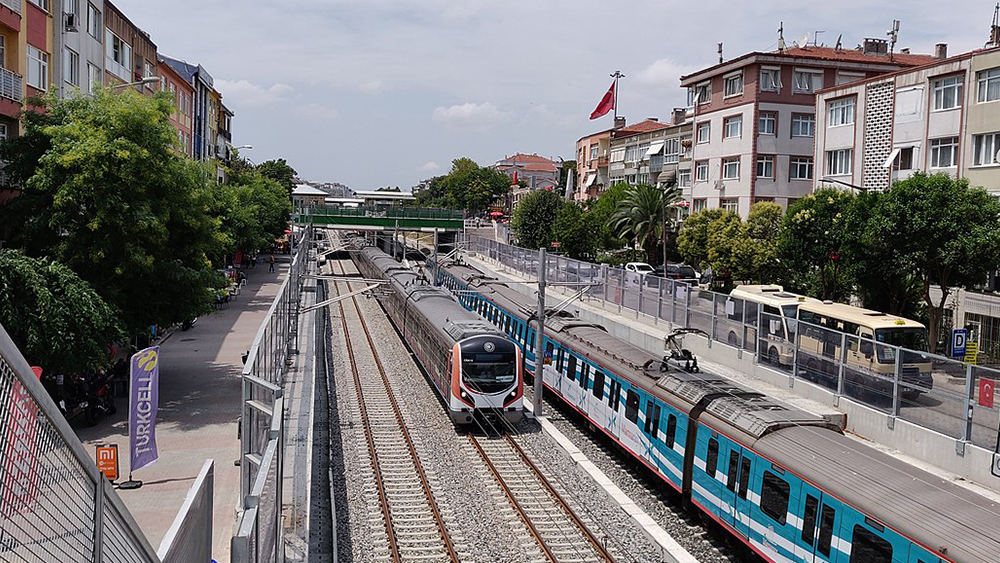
(727, 285, 819, 366)
(796, 301, 933, 401)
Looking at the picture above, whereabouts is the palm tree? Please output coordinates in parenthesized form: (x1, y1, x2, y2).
(610, 181, 683, 265)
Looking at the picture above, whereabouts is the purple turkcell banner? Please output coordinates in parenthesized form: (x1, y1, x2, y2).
(128, 346, 160, 472)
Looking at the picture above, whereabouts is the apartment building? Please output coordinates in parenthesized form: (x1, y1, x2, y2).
(608, 114, 692, 191)
(495, 153, 560, 207)
(680, 41, 935, 216)
(160, 55, 216, 162)
(103, 1, 156, 94)
(53, 0, 103, 97)
(0, 0, 24, 141)
(575, 127, 613, 201)
(157, 55, 194, 158)
(814, 45, 1000, 192)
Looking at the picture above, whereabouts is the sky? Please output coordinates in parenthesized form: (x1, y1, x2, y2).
(116, 0, 996, 191)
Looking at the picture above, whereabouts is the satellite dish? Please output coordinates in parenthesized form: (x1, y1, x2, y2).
(994, 149, 1000, 164)
(799, 32, 810, 48)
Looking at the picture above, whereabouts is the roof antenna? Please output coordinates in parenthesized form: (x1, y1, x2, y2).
(989, 3, 1000, 48)
(813, 30, 825, 47)
(835, 33, 843, 52)
(717, 42, 724, 63)
(778, 22, 786, 52)
(887, 19, 900, 59)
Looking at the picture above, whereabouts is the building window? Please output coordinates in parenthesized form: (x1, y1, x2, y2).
(624, 145, 640, 162)
(828, 98, 855, 127)
(664, 138, 680, 163)
(756, 156, 774, 179)
(932, 75, 964, 110)
(63, 47, 79, 86)
(790, 157, 814, 180)
(106, 30, 132, 81)
(692, 198, 707, 213)
(697, 122, 710, 144)
(826, 149, 853, 176)
(722, 157, 740, 180)
(760, 68, 780, 92)
(759, 111, 776, 135)
(929, 137, 959, 168)
(892, 147, 915, 171)
(86, 3, 101, 38)
(977, 68, 1000, 103)
(590, 145, 598, 160)
(695, 160, 708, 181)
(610, 148, 625, 162)
(791, 113, 815, 137)
(26, 46, 49, 91)
(678, 169, 691, 187)
(0, 123, 7, 141)
(724, 72, 743, 97)
(836, 71, 865, 86)
(973, 132, 1000, 166)
(694, 81, 710, 104)
(724, 115, 742, 138)
(87, 63, 100, 90)
(793, 69, 823, 93)
(27, 0, 49, 10)
(0, 36, 6, 70)
(721, 198, 739, 213)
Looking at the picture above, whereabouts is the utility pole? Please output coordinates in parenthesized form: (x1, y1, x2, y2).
(533, 247, 547, 418)
(432, 228, 439, 285)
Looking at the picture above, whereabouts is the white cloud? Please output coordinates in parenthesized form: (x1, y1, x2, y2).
(294, 103, 341, 121)
(359, 80, 388, 94)
(431, 101, 512, 131)
(635, 59, 698, 88)
(215, 79, 294, 107)
(418, 161, 440, 172)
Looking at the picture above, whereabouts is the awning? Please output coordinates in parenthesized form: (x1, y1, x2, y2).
(883, 147, 901, 169)
(584, 174, 597, 187)
(646, 141, 665, 157)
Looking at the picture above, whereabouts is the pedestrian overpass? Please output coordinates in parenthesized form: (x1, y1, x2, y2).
(295, 206, 465, 232)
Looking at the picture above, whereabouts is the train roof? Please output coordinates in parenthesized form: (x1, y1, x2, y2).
(755, 426, 1000, 563)
(440, 259, 836, 440)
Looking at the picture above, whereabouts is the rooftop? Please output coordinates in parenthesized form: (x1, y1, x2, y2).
(611, 119, 670, 138)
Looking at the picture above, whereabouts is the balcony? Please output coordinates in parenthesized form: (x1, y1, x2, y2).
(0, 67, 22, 102)
(0, 0, 19, 15)
(595, 156, 609, 167)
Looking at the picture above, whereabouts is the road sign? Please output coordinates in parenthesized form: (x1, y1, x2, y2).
(979, 378, 995, 408)
(550, 241, 561, 249)
(952, 328, 967, 359)
(965, 342, 979, 365)
(96, 444, 119, 482)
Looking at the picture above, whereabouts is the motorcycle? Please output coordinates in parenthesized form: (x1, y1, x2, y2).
(42, 370, 117, 426)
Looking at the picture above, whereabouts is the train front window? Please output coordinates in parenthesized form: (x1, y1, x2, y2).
(462, 352, 517, 394)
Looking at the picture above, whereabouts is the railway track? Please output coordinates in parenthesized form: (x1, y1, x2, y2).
(329, 253, 462, 563)
(468, 433, 617, 563)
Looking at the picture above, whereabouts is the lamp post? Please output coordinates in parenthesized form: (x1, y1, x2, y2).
(110, 77, 160, 90)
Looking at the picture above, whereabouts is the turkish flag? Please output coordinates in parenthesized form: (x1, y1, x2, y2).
(589, 80, 616, 120)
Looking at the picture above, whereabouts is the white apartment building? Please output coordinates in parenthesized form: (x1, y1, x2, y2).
(607, 116, 692, 190)
(53, 0, 105, 97)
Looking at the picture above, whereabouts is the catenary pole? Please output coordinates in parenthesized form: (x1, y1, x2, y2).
(533, 247, 547, 417)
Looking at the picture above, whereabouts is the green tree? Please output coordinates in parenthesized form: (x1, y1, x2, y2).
(0, 250, 124, 373)
(511, 189, 563, 250)
(587, 182, 629, 250)
(677, 208, 730, 270)
(415, 158, 511, 213)
(214, 174, 292, 258)
(0, 88, 225, 335)
(610, 183, 681, 265)
(551, 202, 599, 259)
(255, 158, 297, 199)
(863, 173, 1000, 352)
(697, 202, 784, 288)
(777, 188, 854, 301)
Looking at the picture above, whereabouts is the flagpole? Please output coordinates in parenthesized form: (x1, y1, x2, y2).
(610, 70, 624, 121)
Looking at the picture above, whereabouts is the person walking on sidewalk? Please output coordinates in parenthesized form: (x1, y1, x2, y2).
(268, 252, 276, 273)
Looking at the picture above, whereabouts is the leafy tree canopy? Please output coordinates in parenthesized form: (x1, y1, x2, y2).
(214, 174, 292, 257)
(552, 202, 599, 260)
(255, 158, 297, 199)
(610, 183, 681, 265)
(511, 189, 563, 250)
(677, 208, 731, 270)
(0, 88, 225, 334)
(0, 250, 124, 373)
(777, 188, 854, 300)
(414, 157, 511, 213)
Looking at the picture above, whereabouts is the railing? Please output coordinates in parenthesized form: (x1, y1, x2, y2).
(304, 206, 463, 221)
(0, 323, 161, 562)
(0, 0, 20, 15)
(462, 234, 1000, 453)
(0, 67, 22, 102)
(232, 225, 311, 562)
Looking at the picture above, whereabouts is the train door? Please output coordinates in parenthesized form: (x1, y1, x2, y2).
(720, 444, 753, 540)
(589, 368, 610, 428)
(794, 480, 845, 563)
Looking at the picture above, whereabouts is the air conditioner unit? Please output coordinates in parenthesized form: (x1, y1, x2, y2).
(64, 12, 78, 32)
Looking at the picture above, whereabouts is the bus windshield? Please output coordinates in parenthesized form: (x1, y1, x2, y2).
(873, 327, 929, 364)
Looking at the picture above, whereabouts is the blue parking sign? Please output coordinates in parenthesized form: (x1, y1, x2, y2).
(952, 328, 968, 359)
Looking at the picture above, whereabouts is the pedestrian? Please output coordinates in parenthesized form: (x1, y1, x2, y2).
(250, 253, 257, 269)
(268, 252, 275, 273)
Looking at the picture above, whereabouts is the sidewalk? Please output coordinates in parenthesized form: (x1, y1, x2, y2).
(76, 259, 291, 562)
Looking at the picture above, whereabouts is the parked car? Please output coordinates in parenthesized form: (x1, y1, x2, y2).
(624, 262, 655, 288)
(656, 262, 699, 280)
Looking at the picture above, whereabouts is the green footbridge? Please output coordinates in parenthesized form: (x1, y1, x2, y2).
(295, 207, 465, 231)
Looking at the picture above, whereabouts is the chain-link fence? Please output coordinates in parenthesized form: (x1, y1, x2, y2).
(232, 225, 312, 563)
(0, 323, 161, 563)
(462, 234, 1000, 453)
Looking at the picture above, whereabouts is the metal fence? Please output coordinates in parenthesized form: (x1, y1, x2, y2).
(464, 234, 1000, 453)
(232, 226, 312, 563)
(0, 323, 161, 563)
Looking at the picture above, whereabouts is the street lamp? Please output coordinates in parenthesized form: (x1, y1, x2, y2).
(110, 76, 160, 90)
(233, 144, 253, 151)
